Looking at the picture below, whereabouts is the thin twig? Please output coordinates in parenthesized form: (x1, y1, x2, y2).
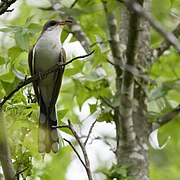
(84, 119, 97, 146)
(15, 167, 29, 177)
(0, 51, 94, 108)
(70, 0, 78, 8)
(67, 120, 93, 180)
(100, 96, 117, 110)
(54, 120, 93, 180)
(63, 138, 87, 169)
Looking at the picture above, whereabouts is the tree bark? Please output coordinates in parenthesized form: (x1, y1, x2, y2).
(115, 0, 151, 179)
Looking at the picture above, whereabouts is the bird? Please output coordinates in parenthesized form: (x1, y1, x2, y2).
(28, 20, 72, 153)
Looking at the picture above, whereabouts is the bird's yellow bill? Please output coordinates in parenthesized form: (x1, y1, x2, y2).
(59, 20, 73, 26)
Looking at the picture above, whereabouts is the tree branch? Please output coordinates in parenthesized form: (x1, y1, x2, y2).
(120, 0, 180, 53)
(155, 22, 180, 59)
(66, 120, 93, 180)
(0, 51, 94, 108)
(102, 0, 123, 79)
(15, 167, 29, 179)
(70, 0, 78, 9)
(0, 0, 16, 15)
(54, 120, 93, 180)
(0, 108, 16, 180)
(84, 119, 97, 146)
(63, 138, 87, 169)
(100, 95, 117, 110)
(156, 104, 180, 127)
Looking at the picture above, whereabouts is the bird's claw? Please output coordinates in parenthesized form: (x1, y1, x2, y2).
(38, 72, 44, 81)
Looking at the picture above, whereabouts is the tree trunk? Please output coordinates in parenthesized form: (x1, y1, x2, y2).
(115, 0, 151, 179)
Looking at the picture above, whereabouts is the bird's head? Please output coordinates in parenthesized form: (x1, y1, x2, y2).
(41, 20, 72, 36)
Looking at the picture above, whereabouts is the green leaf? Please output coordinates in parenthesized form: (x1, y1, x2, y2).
(73, 79, 90, 110)
(1, 81, 14, 95)
(0, 72, 15, 83)
(28, 23, 42, 34)
(0, 25, 21, 33)
(105, 163, 133, 179)
(93, 46, 107, 68)
(148, 86, 168, 102)
(98, 110, 113, 123)
(8, 46, 23, 64)
(0, 27, 13, 33)
(25, 15, 35, 27)
(169, 0, 175, 6)
(64, 67, 80, 76)
(57, 109, 69, 120)
(89, 103, 97, 114)
(0, 56, 5, 65)
(14, 29, 30, 51)
(64, 60, 84, 76)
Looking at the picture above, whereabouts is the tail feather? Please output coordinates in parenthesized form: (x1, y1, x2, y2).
(38, 106, 59, 153)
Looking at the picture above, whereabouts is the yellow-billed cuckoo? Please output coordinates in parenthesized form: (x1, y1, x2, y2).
(28, 20, 72, 153)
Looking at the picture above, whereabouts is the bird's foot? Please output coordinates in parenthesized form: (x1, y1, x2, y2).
(57, 61, 64, 67)
(38, 72, 44, 81)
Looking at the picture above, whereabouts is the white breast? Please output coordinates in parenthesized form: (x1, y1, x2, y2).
(34, 33, 61, 72)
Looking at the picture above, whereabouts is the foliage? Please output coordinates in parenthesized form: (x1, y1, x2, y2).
(104, 163, 134, 180)
(0, 0, 179, 179)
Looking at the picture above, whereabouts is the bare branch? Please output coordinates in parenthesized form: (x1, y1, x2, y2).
(63, 138, 87, 169)
(15, 167, 29, 178)
(120, 0, 180, 53)
(0, 51, 94, 108)
(157, 104, 180, 127)
(155, 22, 180, 58)
(66, 120, 93, 180)
(54, 120, 93, 180)
(70, 0, 78, 8)
(0, 0, 16, 15)
(84, 119, 97, 146)
(100, 96, 117, 110)
(107, 56, 156, 84)
(102, 0, 123, 77)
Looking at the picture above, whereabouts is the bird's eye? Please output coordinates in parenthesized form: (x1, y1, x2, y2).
(49, 21, 57, 26)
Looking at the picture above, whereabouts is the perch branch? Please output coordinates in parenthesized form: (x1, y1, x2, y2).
(0, 51, 94, 108)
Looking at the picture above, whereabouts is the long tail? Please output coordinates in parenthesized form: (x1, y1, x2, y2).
(38, 105, 59, 153)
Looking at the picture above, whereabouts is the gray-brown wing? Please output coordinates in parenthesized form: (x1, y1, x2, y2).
(28, 45, 40, 104)
(48, 47, 66, 112)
